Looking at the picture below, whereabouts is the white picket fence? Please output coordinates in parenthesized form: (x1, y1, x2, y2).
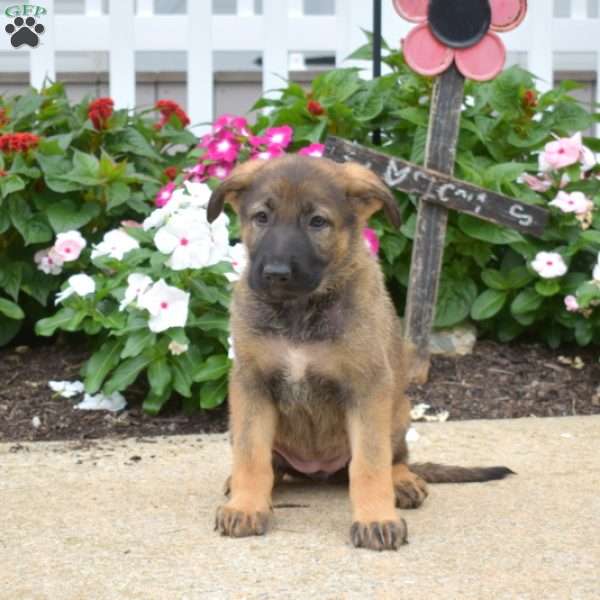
(1, 0, 599, 130)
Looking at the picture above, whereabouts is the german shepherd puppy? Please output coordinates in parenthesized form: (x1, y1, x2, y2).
(207, 155, 512, 551)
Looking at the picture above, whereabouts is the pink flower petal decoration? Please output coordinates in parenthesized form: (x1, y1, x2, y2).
(454, 32, 506, 82)
(403, 23, 454, 77)
(393, 0, 428, 22)
(490, 0, 527, 32)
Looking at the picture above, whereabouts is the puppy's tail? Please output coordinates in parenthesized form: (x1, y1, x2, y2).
(409, 462, 515, 484)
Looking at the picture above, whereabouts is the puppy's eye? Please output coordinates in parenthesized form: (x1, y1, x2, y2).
(253, 211, 269, 226)
(309, 215, 328, 229)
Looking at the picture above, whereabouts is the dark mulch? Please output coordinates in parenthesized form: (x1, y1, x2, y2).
(1, 340, 598, 443)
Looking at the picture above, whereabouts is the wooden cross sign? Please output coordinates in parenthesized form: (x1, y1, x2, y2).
(324, 0, 542, 383)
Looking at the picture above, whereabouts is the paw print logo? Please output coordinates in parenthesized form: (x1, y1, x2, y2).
(5, 16, 45, 48)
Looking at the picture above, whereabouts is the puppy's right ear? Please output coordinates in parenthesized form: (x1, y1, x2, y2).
(207, 160, 267, 223)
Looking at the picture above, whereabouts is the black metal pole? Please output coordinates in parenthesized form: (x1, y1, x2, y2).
(372, 0, 382, 145)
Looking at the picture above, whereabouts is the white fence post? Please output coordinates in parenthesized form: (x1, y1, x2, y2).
(527, 0, 554, 91)
(262, 0, 289, 95)
(137, 0, 154, 17)
(109, 0, 136, 109)
(84, 0, 103, 16)
(335, 0, 372, 73)
(571, 0, 588, 18)
(187, 0, 214, 131)
(30, 0, 56, 89)
(237, 0, 255, 16)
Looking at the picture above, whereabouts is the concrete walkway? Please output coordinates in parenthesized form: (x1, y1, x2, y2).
(1, 416, 599, 600)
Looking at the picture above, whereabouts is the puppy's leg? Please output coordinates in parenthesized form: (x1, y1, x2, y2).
(346, 395, 408, 551)
(392, 436, 428, 509)
(215, 375, 277, 537)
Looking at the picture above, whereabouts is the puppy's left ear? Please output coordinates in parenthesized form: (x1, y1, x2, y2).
(207, 160, 267, 223)
(341, 162, 401, 228)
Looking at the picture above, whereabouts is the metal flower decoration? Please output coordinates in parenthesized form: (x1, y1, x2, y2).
(394, 0, 527, 81)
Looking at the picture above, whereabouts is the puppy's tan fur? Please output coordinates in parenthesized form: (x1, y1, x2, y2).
(209, 156, 511, 551)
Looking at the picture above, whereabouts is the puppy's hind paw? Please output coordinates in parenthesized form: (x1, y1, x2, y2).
(350, 519, 408, 551)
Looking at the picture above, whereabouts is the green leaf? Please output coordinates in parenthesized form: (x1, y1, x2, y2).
(580, 230, 600, 245)
(0, 297, 25, 320)
(0, 174, 25, 198)
(0, 260, 23, 301)
(72, 149, 100, 177)
(199, 378, 228, 409)
(483, 162, 532, 187)
(147, 357, 172, 396)
(481, 269, 509, 291)
(143, 385, 173, 416)
(104, 354, 152, 394)
(193, 354, 230, 383)
(121, 329, 156, 359)
(470, 289, 508, 321)
(108, 129, 162, 161)
(46, 199, 101, 233)
(458, 215, 524, 245)
(312, 68, 362, 104)
(84, 338, 125, 394)
(13, 93, 43, 120)
(511, 288, 543, 315)
(35, 307, 78, 336)
(434, 276, 478, 328)
(575, 319, 593, 346)
(535, 279, 561, 297)
(0, 314, 22, 346)
(107, 181, 131, 210)
(190, 312, 230, 332)
(8, 197, 53, 245)
(380, 235, 407, 263)
(172, 356, 193, 398)
(504, 266, 535, 289)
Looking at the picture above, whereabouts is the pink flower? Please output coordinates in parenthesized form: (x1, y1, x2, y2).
(207, 163, 233, 180)
(298, 143, 325, 158)
(520, 173, 552, 193)
(155, 182, 176, 207)
(264, 126, 293, 149)
(232, 117, 251, 137)
(539, 133, 585, 172)
(249, 135, 268, 148)
(185, 162, 207, 182)
(550, 191, 594, 216)
(564, 295, 580, 313)
(53, 230, 87, 262)
(213, 114, 237, 132)
(213, 114, 251, 137)
(199, 133, 213, 148)
(531, 251, 568, 279)
(362, 228, 380, 256)
(395, 0, 526, 82)
(254, 145, 285, 161)
(34, 247, 64, 275)
(207, 133, 240, 163)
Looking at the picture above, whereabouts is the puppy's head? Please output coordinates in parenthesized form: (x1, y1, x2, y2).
(208, 155, 400, 301)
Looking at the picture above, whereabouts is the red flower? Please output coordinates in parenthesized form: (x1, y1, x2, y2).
(0, 169, 6, 177)
(0, 108, 8, 128)
(88, 97, 114, 130)
(0, 132, 40, 153)
(307, 100, 325, 116)
(522, 89, 538, 109)
(163, 166, 178, 180)
(155, 99, 190, 129)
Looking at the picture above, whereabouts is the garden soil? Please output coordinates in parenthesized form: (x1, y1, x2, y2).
(1, 340, 599, 443)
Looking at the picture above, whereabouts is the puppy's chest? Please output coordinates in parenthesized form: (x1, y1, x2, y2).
(266, 346, 347, 409)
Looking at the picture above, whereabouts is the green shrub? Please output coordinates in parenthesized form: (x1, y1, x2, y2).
(0, 83, 198, 345)
(251, 40, 600, 347)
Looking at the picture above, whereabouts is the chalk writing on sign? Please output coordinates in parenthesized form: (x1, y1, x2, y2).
(326, 137, 548, 237)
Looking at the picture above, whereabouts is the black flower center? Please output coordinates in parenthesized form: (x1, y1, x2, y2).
(428, 0, 492, 49)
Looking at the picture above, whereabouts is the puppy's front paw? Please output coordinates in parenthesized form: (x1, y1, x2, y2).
(350, 519, 408, 551)
(215, 503, 271, 537)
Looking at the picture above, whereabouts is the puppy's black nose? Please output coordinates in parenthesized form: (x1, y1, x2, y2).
(263, 263, 291, 284)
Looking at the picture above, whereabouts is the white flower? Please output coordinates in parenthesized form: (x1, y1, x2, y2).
(53, 230, 87, 262)
(138, 279, 190, 333)
(531, 252, 568, 279)
(225, 243, 248, 282)
(91, 229, 140, 260)
(549, 191, 593, 215)
(593, 254, 600, 282)
(564, 295, 580, 312)
(154, 212, 213, 271)
(207, 213, 232, 266)
(168, 340, 189, 355)
(581, 145, 597, 171)
(183, 181, 212, 208)
(143, 206, 170, 231)
(34, 247, 64, 275)
(227, 335, 235, 359)
(48, 380, 85, 398)
(55, 273, 96, 304)
(75, 391, 126, 412)
(119, 273, 153, 311)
